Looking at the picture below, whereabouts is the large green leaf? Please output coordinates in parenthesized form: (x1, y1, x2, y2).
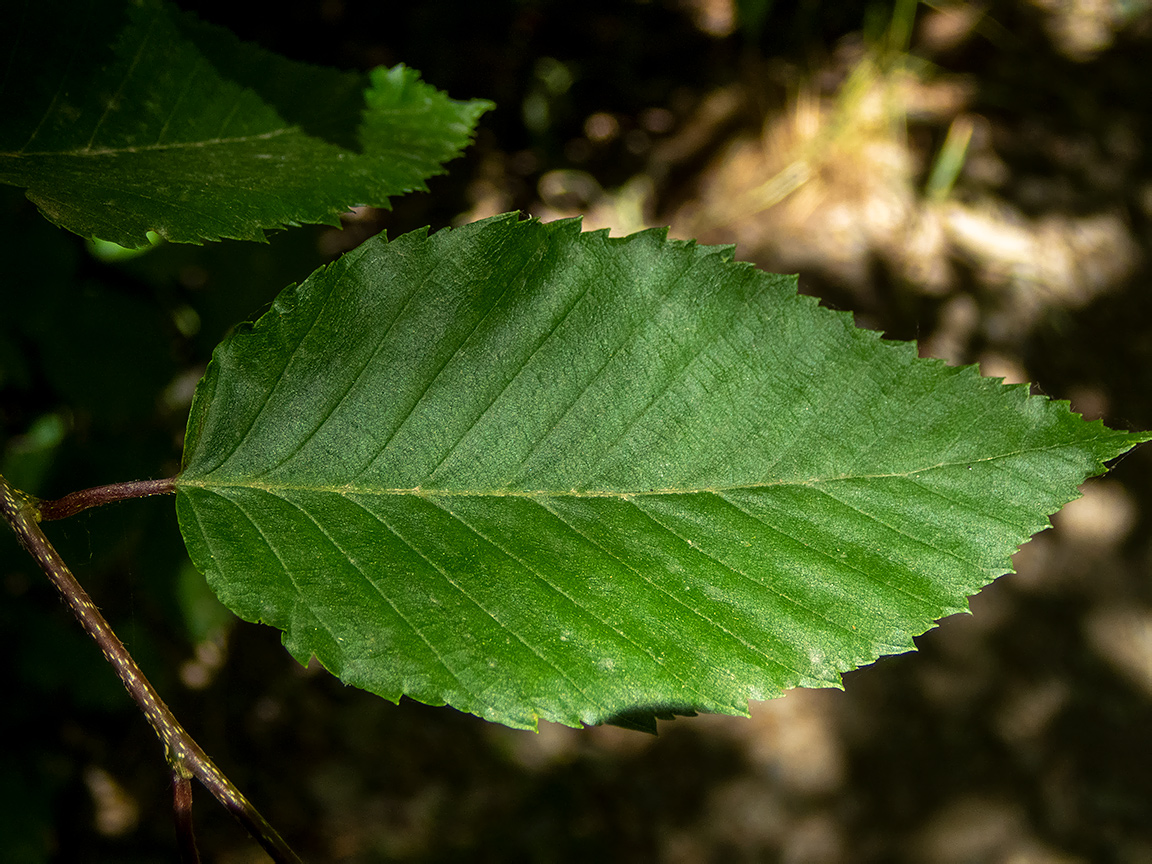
(0, 0, 491, 246)
(176, 214, 1148, 731)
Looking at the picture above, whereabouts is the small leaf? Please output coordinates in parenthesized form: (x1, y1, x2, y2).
(176, 215, 1149, 730)
(0, 0, 491, 246)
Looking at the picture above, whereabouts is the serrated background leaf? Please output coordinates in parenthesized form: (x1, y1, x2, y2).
(0, 0, 491, 246)
(176, 215, 1148, 730)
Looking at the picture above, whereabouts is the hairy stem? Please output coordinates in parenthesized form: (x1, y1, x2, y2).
(36, 476, 177, 521)
(0, 474, 302, 864)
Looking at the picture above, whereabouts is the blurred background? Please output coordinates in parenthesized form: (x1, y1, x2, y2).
(3, 0, 1152, 860)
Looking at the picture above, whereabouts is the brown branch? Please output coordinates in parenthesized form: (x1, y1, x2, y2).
(36, 477, 177, 521)
(172, 768, 202, 864)
(0, 474, 303, 864)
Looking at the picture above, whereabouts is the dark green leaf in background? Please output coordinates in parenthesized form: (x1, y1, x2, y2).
(176, 214, 1149, 730)
(0, 0, 492, 247)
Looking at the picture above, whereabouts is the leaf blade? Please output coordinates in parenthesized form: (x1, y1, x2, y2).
(0, 0, 491, 246)
(177, 214, 1149, 729)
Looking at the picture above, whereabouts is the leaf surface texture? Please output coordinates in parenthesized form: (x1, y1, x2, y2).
(177, 215, 1147, 730)
(0, 0, 491, 246)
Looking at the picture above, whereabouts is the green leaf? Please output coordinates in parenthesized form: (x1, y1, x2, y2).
(175, 214, 1149, 731)
(0, 0, 492, 247)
